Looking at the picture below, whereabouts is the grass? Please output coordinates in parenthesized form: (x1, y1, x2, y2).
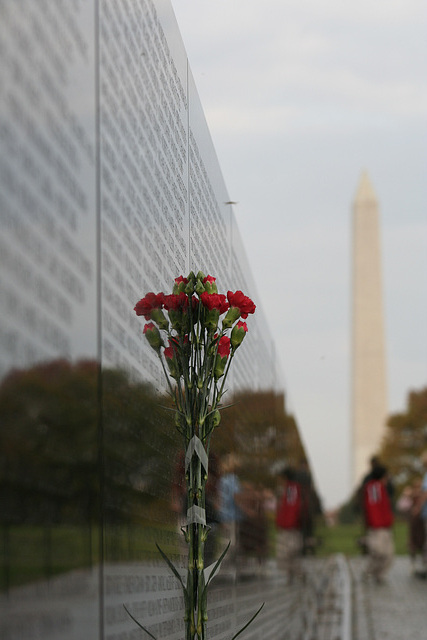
(1, 524, 100, 590)
(1, 521, 181, 591)
(1, 518, 412, 591)
(315, 518, 409, 557)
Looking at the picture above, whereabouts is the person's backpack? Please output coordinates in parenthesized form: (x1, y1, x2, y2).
(364, 479, 393, 528)
(276, 481, 301, 529)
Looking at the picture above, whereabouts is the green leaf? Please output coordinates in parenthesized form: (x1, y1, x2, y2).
(230, 602, 265, 640)
(156, 543, 190, 615)
(123, 604, 157, 640)
(156, 543, 186, 591)
(202, 541, 231, 597)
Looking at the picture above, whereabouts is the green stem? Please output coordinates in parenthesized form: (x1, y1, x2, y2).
(197, 527, 206, 639)
(216, 351, 235, 405)
(187, 522, 195, 640)
(158, 350, 176, 399)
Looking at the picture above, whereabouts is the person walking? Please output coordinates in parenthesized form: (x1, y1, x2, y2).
(414, 450, 427, 578)
(396, 479, 425, 574)
(363, 464, 394, 583)
(356, 455, 394, 555)
(218, 453, 244, 567)
(276, 467, 303, 582)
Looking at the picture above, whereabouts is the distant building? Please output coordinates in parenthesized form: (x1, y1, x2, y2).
(351, 171, 388, 486)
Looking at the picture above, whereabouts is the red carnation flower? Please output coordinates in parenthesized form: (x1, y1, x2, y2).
(217, 335, 231, 359)
(134, 292, 164, 319)
(164, 345, 174, 359)
(214, 335, 231, 379)
(200, 292, 229, 314)
(227, 290, 256, 319)
(163, 292, 188, 311)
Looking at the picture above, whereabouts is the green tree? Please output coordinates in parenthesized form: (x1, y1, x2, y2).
(0, 359, 179, 527)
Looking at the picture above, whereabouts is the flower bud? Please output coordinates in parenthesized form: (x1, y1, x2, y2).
(212, 409, 221, 427)
(143, 322, 163, 353)
(185, 281, 195, 295)
(173, 276, 188, 294)
(203, 275, 218, 294)
(231, 320, 248, 351)
(185, 272, 196, 295)
(194, 271, 206, 296)
(214, 355, 227, 380)
(195, 279, 205, 296)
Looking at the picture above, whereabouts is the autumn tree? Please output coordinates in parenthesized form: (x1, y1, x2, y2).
(378, 386, 427, 492)
(214, 390, 308, 488)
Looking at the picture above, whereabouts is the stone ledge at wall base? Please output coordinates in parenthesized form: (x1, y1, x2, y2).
(313, 554, 352, 640)
(0, 568, 100, 640)
(0, 556, 353, 640)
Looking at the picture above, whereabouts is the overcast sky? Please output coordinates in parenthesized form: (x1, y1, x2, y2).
(170, 0, 427, 508)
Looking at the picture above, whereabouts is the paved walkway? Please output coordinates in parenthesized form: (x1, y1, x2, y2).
(287, 553, 427, 640)
(349, 555, 427, 640)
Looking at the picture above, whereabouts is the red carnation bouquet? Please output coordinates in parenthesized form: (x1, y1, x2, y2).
(130, 271, 261, 640)
(134, 271, 255, 405)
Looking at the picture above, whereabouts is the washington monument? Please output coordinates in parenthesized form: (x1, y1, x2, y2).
(351, 171, 388, 486)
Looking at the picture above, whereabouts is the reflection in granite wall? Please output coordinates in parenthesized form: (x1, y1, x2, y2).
(0, 2, 99, 638)
(0, 2, 309, 639)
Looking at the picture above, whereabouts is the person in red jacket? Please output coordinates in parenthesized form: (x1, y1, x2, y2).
(276, 467, 303, 582)
(363, 464, 394, 583)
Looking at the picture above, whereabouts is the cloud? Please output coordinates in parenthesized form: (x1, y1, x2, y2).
(176, 0, 427, 132)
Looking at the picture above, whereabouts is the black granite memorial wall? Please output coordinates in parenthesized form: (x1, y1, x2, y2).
(0, 2, 306, 639)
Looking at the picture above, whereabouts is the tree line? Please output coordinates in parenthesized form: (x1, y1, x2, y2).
(0, 359, 311, 527)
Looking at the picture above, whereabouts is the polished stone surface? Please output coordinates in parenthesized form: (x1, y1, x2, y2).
(0, 1, 291, 639)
